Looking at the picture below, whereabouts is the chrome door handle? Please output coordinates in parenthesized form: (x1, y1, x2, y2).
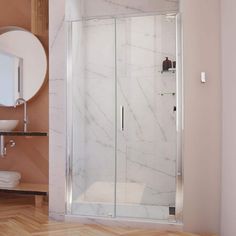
(120, 106, 124, 131)
(18, 66, 21, 93)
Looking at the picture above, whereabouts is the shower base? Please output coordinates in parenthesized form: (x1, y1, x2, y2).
(71, 201, 172, 220)
(66, 207, 182, 230)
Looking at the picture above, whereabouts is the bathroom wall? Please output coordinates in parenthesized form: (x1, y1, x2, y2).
(221, 0, 236, 235)
(0, 0, 49, 184)
(181, 0, 221, 234)
(49, 0, 222, 235)
(49, 0, 67, 219)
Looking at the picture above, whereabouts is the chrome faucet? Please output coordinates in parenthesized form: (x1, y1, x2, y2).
(14, 98, 28, 132)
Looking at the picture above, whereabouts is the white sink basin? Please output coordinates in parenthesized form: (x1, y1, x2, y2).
(0, 120, 19, 131)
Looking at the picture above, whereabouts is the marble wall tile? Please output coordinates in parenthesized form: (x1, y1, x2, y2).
(116, 15, 177, 207)
(115, 16, 177, 209)
(66, 0, 179, 21)
(71, 19, 117, 217)
(49, 0, 67, 220)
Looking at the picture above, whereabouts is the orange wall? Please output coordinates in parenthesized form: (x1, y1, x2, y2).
(0, 0, 49, 184)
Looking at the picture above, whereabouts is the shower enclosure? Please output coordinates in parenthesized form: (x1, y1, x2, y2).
(67, 10, 182, 223)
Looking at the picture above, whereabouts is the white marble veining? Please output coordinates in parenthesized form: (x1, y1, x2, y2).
(49, 0, 67, 220)
(66, 0, 179, 21)
(71, 15, 177, 220)
(71, 19, 116, 218)
(116, 16, 176, 209)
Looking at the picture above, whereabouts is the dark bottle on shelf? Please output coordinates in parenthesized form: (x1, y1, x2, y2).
(162, 57, 172, 71)
(173, 61, 176, 69)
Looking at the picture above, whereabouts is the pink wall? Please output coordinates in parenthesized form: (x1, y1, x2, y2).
(182, 0, 221, 234)
(221, 0, 236, 235)
(0, 0, 49, 184)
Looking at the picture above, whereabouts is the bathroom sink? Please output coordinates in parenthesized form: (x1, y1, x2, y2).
(0, 120, 19, 131)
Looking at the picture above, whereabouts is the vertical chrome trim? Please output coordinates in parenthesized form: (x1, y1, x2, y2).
(114, 18, 117, 218)
(17, 58, 23, 98)
(120, 106, 125, 131)
(18, 66, 20, 93)
(66, 21, 73, 215)
(19, 58, 23, 98)
(175, 13, 184, 223)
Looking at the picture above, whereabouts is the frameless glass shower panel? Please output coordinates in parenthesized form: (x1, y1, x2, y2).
(69, 14, 180, 221)
(116, 15, 177, 220)
(71, 18, 116, 217)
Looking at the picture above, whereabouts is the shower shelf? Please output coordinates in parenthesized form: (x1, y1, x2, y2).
(158, 92, 176, 96)
(0, 131, 48, 136)
(160, 69, 176, 74)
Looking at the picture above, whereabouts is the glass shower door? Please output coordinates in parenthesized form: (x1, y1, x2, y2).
(69, 14, 180, 221)
(115, 15, 177, 220)
(70, 18, 117, 217)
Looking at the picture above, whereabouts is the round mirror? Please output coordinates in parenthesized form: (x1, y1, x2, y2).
(0, 27, 47, 107)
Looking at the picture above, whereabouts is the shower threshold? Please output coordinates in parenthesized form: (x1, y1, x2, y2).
(66, 201, 182, 230)
(71, 201, 172, 219)
(65, 212, 183, 230)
